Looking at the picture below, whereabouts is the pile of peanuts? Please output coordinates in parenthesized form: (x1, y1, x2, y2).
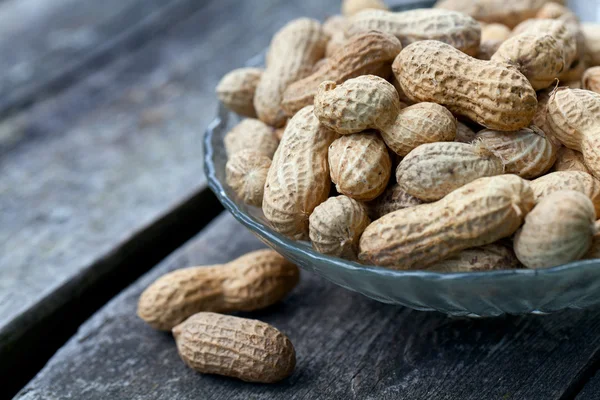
(219, 0, 600, 273)
(136, 0, 600, 385)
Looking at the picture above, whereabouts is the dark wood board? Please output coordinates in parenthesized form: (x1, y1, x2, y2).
(577, 371, 600, 399)
(0, 0, 340, 395)
(15, 213, 600, 400)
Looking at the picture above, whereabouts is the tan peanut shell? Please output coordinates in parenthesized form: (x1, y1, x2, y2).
(553, 147, 591, 174)
(536, 2, 579, 26)
(314, 75, 400, 135)
(396, 142, 504, 202)
(328, 132, 391, 201)
(426, 244, 522, 272)
(254, 18, 327, 127)
(138, 250, 299, 331)
(583, 66, 600, 93)
(476, 126, 558, 179)
(309, 195, 370, 259)
(224, 119, 279, 159)
(226, 150, 272, 207)
(491, 33, 564, 90)
(323, 15, 347, 58)
(216, 68, 263, 117)
(478, 23, 511, 60)
(455, 121, 477, 143)
(342, 0, 388, 16)
(346, 8, 481, 56)
(173, 312, 295, 383)
(282, 30, 402, 115)
(366, 183, 423, 220)
(514, 190, 598, 268)
(393, 40, 538, 131)
(381, 102, 457, 156)
(530, 171, 600, 216)
(263, 106, 338, 240)
(583, 23, 600, 66)
(359, 175, 535, 269)
(435, 0, 559, 28)
(546, 88, 600, 179)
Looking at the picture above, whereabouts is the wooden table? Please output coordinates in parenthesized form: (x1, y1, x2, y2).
(4, 0, 600, 399)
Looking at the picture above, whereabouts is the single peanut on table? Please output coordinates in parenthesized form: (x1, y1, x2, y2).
(138, 249, 299, 331)
(173, 312, 296, 383)
(359, 175, 535, 269)
(216, 67, 263, 118)
(309, 195, 370, 259)
(514, 190, 599, 268)
(226, 150, 272, 207)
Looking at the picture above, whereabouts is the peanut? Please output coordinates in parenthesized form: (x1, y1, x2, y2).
(254, 18, 327, 127)
(583, 66, 600, 93)
(309, 195, 370, 259)
(328, 131, 391, 201)
(323, 15, 347, 58)
(381, 102, 457, 156)
(553, 147, 591, 174)
(359, 175, 535, 269)
(138, 250, 299, 331)
(366, 183, 423, 220)
(536, 2, 579, 26)
(173, 312, 295, 383)
(396, 142, 504, 202)
(263, 106, 338, 239)
(226, 150, 272, 207)
(224, 119, 279, 159)
(342, 0, 388, 16)
(282, 30, 402, 115)
(582, 23, 600, 66)
(346, 9, 481, 56)
(426, 244, 522, 272)
(455, 121, 477, 143)
(477, 23, 511, 60)
(514, 190, 598, 268)
(435, 0, 561, 28)
(314, 75, 400, 135)
(393, 40, 538, 131)
(476, 125, 558, 179)
(546, 88, 600, 178)
(216, 68, 263, 118)
(491, 33, 564, 90)
(530, 171, 600, 216)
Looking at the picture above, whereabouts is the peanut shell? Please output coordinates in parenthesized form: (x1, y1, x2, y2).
(530, 171, 600, 216)
(216, 68, 263, 117)
(426, 244, 522, 272)
(226, 150, 272, 207)
(224, 119, 279, 159)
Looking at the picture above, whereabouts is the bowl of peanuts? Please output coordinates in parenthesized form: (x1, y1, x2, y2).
(205, 0, 600, 317)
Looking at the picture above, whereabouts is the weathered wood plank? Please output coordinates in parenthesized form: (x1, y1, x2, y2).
(576, 371, 600, 399)
(0, 0, 205, 117)
(15, 213, 600, 400)
(0, 0, 340, 395)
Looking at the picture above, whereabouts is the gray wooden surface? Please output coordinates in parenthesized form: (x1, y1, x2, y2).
(15, 213, 600, 400)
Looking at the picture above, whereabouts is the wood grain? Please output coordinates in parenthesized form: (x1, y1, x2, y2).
(15, 213, 600, 400)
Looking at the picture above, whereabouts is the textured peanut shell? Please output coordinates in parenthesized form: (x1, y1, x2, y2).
(226, 150, 272, 207)
(138, 250, 299, 331)
(536, 2, 579, 26)
(426, 244, 522, 272)
(216, 68, 263, 118)
(582, 23, 600, 66)
(173, 313, 296, 383)
(396, 142, 504, 202)
(366, 183, 423, 220)
(553, 147, 591, 174)
(254, 18, 327, 127)
(435, 0, 559, 28)
(309, 195, 370, 259)
(224, 119, 279, 159)
(583, 66, 600, 93)
(359, 175, 535, 269)
(491, 33, 564, 90)
(478, 23, 511, 61)
(393, 40, 538, 131)
(476, 126, 558, 179)
(514, 190, 597, 268)
(314, 75, 400, 135)
(381, 102, 457, 156)
(323, 15, 346, 36)
(282, 30, 402, 115)
(328, 132, 391, 201)
(346, 8, 481, 56)
(455, 121, 477, 143)
(263, 106, 338, 239)
(530, 171, 600, 216)
(342, 0, 388, 16)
